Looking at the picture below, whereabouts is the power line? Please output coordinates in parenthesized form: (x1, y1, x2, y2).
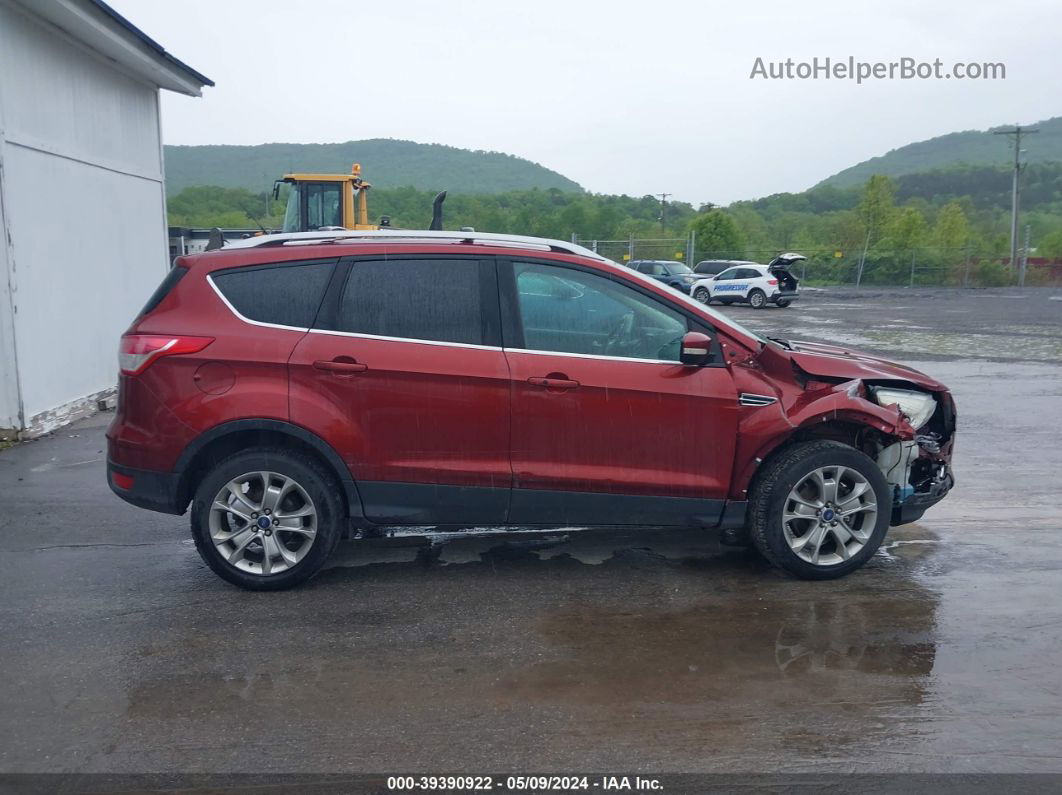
(993, 124, 1039, 270)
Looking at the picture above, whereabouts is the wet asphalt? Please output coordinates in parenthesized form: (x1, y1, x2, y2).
(0, 287, 1060, 776)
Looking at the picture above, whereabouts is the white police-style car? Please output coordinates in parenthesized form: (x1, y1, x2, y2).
(689, 253, 804, 309)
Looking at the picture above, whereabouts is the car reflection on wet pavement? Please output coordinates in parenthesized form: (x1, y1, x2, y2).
(0, 287, 1060, 774)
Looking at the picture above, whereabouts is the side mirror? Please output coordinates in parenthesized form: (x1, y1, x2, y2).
(679, 331, 713, 366)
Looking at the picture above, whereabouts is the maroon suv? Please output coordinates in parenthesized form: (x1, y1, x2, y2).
(107, 231, 955, 590)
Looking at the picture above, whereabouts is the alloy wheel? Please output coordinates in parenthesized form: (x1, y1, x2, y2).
(782, 465, 878, 566)
(208, 471, 318, 576)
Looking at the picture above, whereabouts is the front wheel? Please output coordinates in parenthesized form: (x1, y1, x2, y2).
(749, 440, 890, 579)
(693, 287, 711, 304)
(748, 289, 767, 309)
(190, 448, 343, 590)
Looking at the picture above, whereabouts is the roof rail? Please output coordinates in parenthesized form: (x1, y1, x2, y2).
(221, 229, 609, 261)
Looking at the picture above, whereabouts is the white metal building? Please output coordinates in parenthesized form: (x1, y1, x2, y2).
(0, 0, 211, 437)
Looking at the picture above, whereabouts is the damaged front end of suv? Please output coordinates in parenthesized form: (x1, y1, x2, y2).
(730, 338, 956, 528)
(863, 384, 955, 525)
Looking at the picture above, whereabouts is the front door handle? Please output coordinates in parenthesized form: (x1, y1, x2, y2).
(527, 376, 580, 390)
(314, 357, 368, 374)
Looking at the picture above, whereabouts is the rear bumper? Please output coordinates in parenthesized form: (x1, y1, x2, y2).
(107, 459, 186, 515)
(771, 291, 799, 302)
(890, 470, 954, 526)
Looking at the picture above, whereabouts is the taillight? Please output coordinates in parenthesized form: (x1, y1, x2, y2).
(118, 334, 213, 375)
(767, 278, 778, 285)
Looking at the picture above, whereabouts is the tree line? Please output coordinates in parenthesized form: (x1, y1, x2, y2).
(168, 173, 1062, 286)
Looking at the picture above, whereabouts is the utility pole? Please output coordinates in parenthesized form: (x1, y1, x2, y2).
(855, 228, 872, 287)
(994, 124, 1039, 271)
(1020, 224, 1031, 287)
(657, 193, 671, 234)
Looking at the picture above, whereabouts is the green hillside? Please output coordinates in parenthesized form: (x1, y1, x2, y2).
(895, 162, 1062, 210)
(162, 139, 582, 196)
(753, 161, 1062, 215)
(817, 116, 1062, 189)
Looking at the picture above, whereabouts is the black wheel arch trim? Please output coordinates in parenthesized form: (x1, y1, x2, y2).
(173, 419, 365, 521)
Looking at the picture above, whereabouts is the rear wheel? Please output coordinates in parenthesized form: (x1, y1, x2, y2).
(749, 440, 890, 580)
(693, 287, 711, 304)
(190, 448, 343, 590)
(748, 289, 767, 309)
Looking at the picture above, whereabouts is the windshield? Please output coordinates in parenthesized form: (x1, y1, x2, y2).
(668, 263, 693, 275)
(281, 182, 343, 232)
(281, 186, 300, 233)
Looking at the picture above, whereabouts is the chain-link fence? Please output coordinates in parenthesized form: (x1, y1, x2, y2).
(574, 236, 1062, 288)
(573, 237, 694, 266)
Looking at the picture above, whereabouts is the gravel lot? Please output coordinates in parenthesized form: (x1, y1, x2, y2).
(1, 287, 1060, 781)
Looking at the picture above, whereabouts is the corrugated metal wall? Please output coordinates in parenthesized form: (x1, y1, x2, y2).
(0, 1, 170, 432)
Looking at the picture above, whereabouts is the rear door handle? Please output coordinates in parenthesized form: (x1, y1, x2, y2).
(527, 376, 580, 390)
(314, 358, 368, 374)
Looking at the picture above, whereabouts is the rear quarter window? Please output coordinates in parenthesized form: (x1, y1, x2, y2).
(212, 259, 336, 328)
(138, 265, 188, 318)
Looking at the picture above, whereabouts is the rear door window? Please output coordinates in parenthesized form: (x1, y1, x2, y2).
(212, 259, 336, 328)
(332, 258, 488, 345)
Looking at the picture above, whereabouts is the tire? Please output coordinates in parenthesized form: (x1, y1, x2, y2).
(749, 440, 890, 580)
(748, 289, 767, 309)
(693, 287, 711, 304)
(190, 447, 344, 590)
(776, 299, 791, 308)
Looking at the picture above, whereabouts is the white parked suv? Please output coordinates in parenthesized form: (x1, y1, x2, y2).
(690, 254, 803, 309)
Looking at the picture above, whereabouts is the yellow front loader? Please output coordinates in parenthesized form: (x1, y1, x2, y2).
(272, 163, 379, 232)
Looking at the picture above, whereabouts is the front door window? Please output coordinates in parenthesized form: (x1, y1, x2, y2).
(514, 262, 687, 361)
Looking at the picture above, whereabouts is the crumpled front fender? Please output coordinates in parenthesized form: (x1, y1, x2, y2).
(731, 377, 915, 499)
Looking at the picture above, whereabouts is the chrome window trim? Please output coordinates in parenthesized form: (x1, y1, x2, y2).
(504, 347, 680, 365)
(306, 329, 681, 364)
(306, 327, 502, 352)
(210, 274, 686, 364)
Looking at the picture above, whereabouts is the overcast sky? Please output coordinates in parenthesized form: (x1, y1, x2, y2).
(111, 0, 1061, 204)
